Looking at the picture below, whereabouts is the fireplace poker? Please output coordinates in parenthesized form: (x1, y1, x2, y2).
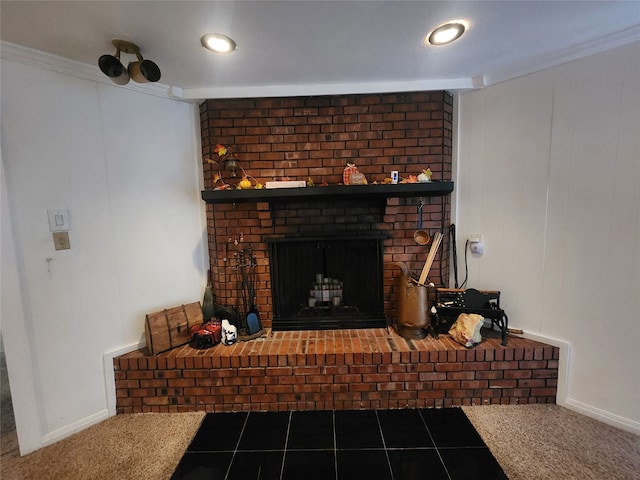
(251, 251, 258, 307)
(229, 244, 262, 335)
(246, 249, 262, 334)
(233, 253, 241, 304)
(239, 250, 248, 315)
(247, 245, 255, 306)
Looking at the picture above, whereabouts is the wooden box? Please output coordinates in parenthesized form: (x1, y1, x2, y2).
(144, 302, 202, 355)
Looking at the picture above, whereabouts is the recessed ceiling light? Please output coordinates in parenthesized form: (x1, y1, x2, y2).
(427, 20, 468, 46)
(201, 33, 236, 53)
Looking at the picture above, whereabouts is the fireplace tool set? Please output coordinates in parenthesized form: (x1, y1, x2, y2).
(233, 245, 263, 336)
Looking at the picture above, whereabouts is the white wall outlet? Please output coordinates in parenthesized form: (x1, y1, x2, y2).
(468, 233, 482, 244)
(52, 231, 71, 250)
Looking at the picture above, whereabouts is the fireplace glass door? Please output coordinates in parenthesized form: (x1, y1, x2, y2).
(268, 236, 387, 330)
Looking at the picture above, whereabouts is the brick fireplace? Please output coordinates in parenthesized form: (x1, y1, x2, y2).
(200, 91, 453, 327)
(113, 91, 560, 414)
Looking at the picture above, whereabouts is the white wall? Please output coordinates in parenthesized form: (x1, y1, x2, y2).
(455, 42, 640, 431)
(0, 59, 207, 454)
(2, 41, 638, 455)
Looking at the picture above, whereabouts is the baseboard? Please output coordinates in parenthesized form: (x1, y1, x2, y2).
(34, 341, 146, 450)
(41, 409, 109, 448)
(521, 331, 639, 435)
(563, 398, 640, 436)
(103, 340, 146, 416)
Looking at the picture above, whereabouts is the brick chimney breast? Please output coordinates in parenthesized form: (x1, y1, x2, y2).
(201, 91, 453, 328)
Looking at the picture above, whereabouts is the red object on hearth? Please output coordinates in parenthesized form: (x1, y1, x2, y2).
(205, 321, 222, 344)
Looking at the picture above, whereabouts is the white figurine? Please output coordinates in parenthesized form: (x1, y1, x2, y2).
(221, 319, 237, 345)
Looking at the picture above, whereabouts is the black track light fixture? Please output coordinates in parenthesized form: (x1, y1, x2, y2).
(98, 39, 161, 85)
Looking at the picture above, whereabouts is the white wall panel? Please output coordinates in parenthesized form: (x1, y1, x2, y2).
(456, 73, 555, 327)
(1, 63, 119, 436)
(456, 42, 640, 426)
(96, 86, 204, 344)
(1, 59, 205, 453)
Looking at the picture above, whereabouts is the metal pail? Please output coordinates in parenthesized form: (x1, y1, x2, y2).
(395, 262, 430, 339)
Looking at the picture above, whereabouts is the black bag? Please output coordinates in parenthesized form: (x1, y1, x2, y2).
(190, 330, 214, 349)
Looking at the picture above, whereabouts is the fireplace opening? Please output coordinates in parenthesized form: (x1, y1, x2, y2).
(268, 235, 387, 330)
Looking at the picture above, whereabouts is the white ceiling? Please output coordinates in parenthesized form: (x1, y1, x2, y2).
(1, 1, 639, 100)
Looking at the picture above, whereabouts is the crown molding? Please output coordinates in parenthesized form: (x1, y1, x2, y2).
(0, 41, 185, 101)
(484, 24, 640, 87)
(181, 78, 474, 101)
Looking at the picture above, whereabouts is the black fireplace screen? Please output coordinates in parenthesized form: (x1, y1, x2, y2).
(268, 236, 387, 330)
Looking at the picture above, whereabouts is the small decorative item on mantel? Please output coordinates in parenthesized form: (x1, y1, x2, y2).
(349, 171, 367, 185)
(206, 146, 232, 190)
(400, 174, 418, 183)
(208, 144, 263, 190)
(417, 168, 433, 183)
(214, 144, 239, 177)
(237, 175, 263, 190)
(343, 163, 358, 184)
(342, 162, 367, 185)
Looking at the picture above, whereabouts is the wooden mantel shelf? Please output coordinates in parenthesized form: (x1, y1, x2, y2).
(201, 181, 454, 204)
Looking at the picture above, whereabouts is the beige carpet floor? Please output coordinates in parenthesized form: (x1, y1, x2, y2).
(1, 404, 638, 480)
(462, 404, 640, 480)
(0, 412, 206, 480)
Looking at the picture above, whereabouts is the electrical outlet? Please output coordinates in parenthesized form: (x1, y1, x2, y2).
(52, 231, 70, 250)
(468, 234, 482, 244)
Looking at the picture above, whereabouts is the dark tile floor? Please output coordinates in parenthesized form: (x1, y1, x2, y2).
(171, 407, 507, 480)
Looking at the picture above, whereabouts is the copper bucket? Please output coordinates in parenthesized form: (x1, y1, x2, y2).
(394, 262, 430, 339)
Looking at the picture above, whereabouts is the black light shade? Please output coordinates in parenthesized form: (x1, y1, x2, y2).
(140, 59, 161, 82)
(128, 59, 161, 83)
(98, 54, 130, 85)
(98, 54, 124, 77)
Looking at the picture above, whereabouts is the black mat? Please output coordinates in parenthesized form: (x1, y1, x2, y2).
(171, 407, 507, 480)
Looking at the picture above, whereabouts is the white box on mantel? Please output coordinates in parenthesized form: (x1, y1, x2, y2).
(265, 181, 307, 189)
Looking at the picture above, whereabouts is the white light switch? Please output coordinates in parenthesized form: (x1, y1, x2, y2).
(47, 209, 70, 232)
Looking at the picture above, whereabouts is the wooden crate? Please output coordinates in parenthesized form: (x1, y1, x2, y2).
(144, 302, 202, 355)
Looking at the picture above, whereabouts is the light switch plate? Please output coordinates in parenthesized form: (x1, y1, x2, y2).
(52, 231, 70, 250)
(47, 209, 70, 232)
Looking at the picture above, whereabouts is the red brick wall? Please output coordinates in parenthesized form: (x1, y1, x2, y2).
(114, 334, 559, 413)
(200, 91, 453, 327)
